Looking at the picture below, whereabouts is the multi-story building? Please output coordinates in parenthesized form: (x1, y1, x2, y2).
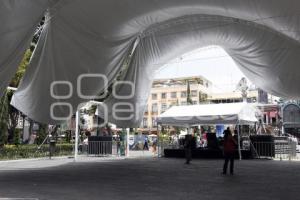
(142, 76, 213, 129)
(207, 90, 259, 104)
(141, 76, 279, 131)
(207, 88, 273, 104)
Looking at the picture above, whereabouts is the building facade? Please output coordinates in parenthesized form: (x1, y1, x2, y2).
(141, 75, 278, 131)
(142, 76, 213, 129)
(207, 90, 259, 104)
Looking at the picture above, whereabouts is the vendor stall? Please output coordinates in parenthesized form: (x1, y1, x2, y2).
(157, 103, 261, 159)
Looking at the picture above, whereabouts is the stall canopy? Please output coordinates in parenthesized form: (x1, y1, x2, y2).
(1, 0, 300, 126)
(157, 103, 260, 127)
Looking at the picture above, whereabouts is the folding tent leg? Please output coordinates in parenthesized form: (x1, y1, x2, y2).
(157, 125, 159, 158)
(126, 128, 130, 157)
(237, 123, 242, 160)
(74, 111, 79, 162)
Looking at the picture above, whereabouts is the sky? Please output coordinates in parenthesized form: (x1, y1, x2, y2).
(154, 46, 253, 93)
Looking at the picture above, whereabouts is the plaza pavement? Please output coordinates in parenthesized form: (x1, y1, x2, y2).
(0, 156, 299, 200)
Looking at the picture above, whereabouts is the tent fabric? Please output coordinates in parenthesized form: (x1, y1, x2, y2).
(0, 0, 55, 97)
(0, 0, 299, 126)
(157, 103, 260, 127)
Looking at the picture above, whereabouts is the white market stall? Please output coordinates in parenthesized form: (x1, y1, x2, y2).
(157, 103, 261, 159)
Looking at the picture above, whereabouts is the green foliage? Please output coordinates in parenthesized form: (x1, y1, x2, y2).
(10, 49, 32, 88)
(6, 90, 20, 143)
(88, 105, 97, 115)
(0, 38, 35, 144)
(3, 48, 34, 144)
(36, 124, 48, 145)
(0, 91, 9, 145)
(13, 129, 20, 145)
(0, 144, 73, 160)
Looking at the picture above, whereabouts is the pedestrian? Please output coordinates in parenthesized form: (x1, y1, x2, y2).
(143, 136, 149, 150)
(116, 134, 121, 156)
(222, 128, 237, 175)
(184, 134, 192, 164)
(152, 137, 157, 153)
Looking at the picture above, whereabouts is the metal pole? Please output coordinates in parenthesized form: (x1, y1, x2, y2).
(74, 111, 79, 162)
(237, 122, 242, 160)
(126, 128, 130, 157)
(157, 124, 159, 158)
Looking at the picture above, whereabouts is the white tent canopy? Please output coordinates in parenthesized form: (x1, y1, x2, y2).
(1, 0, 300, 127)
(157, 103, 260, 127)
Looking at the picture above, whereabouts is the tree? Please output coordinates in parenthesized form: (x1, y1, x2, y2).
(6, 90, 20, 143)
(0, 91, 9, 145)
(0, 17, 44, 145)
(36, 124, 48, 145)
(0, 48, 34, 144)
(10, 49, 32, 88)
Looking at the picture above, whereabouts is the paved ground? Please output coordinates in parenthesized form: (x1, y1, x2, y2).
(0, 158, 299, 200)
(0, 156, 127, 171)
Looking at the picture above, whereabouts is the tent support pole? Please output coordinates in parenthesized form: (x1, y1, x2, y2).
(157, 124, 159, 158)
(237, 121, 242, 160)
(126, 128, 130, 157)
(74, 111, 79, 162)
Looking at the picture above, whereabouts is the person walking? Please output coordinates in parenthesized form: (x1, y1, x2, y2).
(222, 128, 237, 175)
(116, 134, 121, 156)
(143, 136, 149, 150)
(152, 137, 157, 154)
(184, 134, 192, 164)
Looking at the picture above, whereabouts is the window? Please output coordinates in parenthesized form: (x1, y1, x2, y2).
(171, 92, 177, 98)
(199, 93, 208, 102)
(142, 118, 148, 128)
(191, 90, 197, 97)
(152, 93, 157, 100)
(181, 101, 187, 105)
(192, 101, 198, 105)
(161, 93, 167, 99)
(199, 79, 204, 85)
(161, 103, 167, 112)
(152, 103, 158, 112)
(181, 91, 187, 98)
(152, 117, 157, 127)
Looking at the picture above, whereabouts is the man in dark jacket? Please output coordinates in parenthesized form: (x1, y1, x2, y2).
(184, 134, 193, 164)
